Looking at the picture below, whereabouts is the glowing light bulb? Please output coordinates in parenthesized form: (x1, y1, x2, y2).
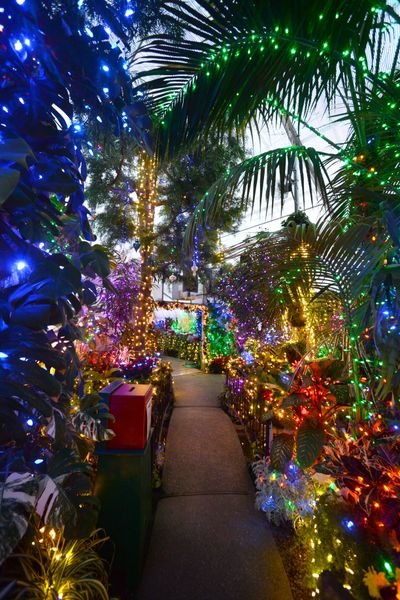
(15, 260, 28, 271)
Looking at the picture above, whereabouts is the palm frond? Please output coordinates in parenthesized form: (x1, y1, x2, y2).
(320, 71, 400, 223)
(185, 145, 333, 247)
(134, 0, 387, 157)
(224, 218, 385, 336)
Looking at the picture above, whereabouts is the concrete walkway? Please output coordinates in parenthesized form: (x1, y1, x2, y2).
(136, 358, 293, 600)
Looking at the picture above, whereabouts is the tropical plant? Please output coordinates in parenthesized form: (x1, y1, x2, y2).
(0, 0, 160, 566)
(3, 526, 110, 600)
(264, 357, 350, 470)
(316, 428, 400, 550)
(134, 0, 398, 219)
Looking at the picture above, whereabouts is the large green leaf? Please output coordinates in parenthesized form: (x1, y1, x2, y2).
(0, 137, 35, 168)
(0, 167, 20, 205)
(36, 475, 76, 530)
(0, 473, 39, 564)
(0, 379, 53, 418)
(9, 301, 56, 329)
(9, 256, 81, 305)
(72, 405, 115, 442)
(270, 433, 294, 471)
(47, 448, 92, 479)
(185, 146, 332, 246)
(7, 358, 62, 398)
(79, 242, 111, 278)
(296, 418, 325, 468)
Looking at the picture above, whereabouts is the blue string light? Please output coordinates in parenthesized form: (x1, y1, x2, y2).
(342, 518, 355, 531)
(15, 260, 28, 271)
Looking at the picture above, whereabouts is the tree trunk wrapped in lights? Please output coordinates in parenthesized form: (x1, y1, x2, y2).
(128, 152, 158, 357)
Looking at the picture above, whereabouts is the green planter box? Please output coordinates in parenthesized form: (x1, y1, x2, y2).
(94, 432, 153, 588)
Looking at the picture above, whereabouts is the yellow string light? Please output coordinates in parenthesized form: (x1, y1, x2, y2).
(130, 152, 158, 358)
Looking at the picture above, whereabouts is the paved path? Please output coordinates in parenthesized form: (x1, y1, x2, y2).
(136, 358, 293, 600)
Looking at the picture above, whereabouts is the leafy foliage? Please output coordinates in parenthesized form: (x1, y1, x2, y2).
(85, 135, 140, 249)
(0, 0, 162, 564)
(3, 527, 110, 600)
(185, 145, 330, 243)
(296, 419, 325, 469)
(136, 0, 385, 152)
(132, 0, 399, 230)
(133, 0, 400, 265)
(154, 135, 246, 282)
(0, 474, 38, 564)
(270, 433, 295, 471)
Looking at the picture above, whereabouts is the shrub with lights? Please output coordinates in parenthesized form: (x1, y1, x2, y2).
(215, 198, 400, 597)
(206, 300, 237, 373)
(157, 331, 202, 365)
(75, 259, 141, 370)
(223, 329, 400, 597)
(220, 231, 400, 599)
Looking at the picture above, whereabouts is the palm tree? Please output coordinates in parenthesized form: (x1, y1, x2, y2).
(133, 0, 400, 415)
(133, 0, 399, 221)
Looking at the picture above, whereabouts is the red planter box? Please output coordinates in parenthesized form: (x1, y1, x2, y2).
(103, 382, 153, 450)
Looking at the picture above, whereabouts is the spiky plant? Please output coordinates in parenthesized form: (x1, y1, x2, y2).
(4, 527, 110, 600)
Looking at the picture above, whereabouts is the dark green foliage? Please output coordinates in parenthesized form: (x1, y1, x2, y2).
(85, 135, 139, 249)
(270, 433, 295, 471)
(0, 0, 170, 563)
(296, 419, 325, 469)
(154, 135, 246, 281)
(185, 146, 330, 243)
(135, 0, 400, 257)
